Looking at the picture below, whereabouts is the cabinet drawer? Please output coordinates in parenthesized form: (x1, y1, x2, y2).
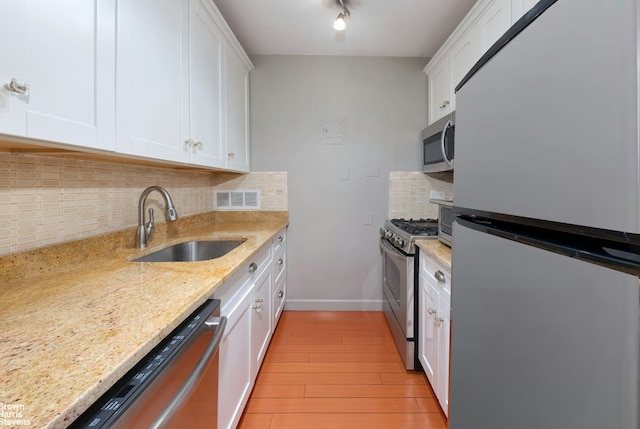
(250, 243, 272, 279)
(420, 253, 451, 301)
(214, 242, 271, 313)
(273, 228, 286, 254)
(272, 273, 286, 325)
(273, 243, 286, 284)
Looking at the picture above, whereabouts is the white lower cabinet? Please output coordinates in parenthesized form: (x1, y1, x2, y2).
(218, 279, 253, 429)
(418, 250, 451, 416)
(251, 264, 272, 381)
(215, 227, 287, 429)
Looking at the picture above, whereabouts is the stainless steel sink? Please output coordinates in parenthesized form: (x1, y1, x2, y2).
(133, 240, 245, 262)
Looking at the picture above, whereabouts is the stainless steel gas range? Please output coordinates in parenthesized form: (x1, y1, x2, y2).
(379, 218, 438, 370)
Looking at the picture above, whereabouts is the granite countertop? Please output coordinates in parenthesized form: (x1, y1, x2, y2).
(0, 211, 288, 429)
(415, 238, 452, 268)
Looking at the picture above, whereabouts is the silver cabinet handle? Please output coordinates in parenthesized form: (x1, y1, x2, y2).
(434, 271, 446, 283)
(228, 152, 235, 158)
(278, 236, 283, 243)
(427, 307, 437, 315)
(278, 290, 284, 298)
(253, 298, 264, 311)
(277, 258, 283, 265)
(435, 316, 444, 327)
(248, 262, 258, 273)
(185, 139, 203, 149)
(149, 316, 227, 429)
(4, 78, 29, 95)
(439, 100, 450, 109)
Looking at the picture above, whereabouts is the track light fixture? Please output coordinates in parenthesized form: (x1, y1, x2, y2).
(333, 0, 350, 31)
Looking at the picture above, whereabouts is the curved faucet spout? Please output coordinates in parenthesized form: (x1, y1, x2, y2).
(135, 186, 179, 249)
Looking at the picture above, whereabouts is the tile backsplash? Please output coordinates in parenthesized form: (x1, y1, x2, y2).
(389, 171, 453, 219)
(1, 152, 287, 256)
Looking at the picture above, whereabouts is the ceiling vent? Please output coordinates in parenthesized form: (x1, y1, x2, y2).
(214, 190, 260, 210)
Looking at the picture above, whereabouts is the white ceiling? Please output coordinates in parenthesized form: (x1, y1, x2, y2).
(212, 0, 478, 57)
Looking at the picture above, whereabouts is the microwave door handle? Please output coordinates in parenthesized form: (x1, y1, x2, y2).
(440, 119, 453, 166)
(149, 315, 227, 429)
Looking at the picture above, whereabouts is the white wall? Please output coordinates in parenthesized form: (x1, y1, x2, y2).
(249, 55, 428, 310)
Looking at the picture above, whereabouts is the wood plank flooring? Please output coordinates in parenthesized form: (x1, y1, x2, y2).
(237, 311, 447, 429)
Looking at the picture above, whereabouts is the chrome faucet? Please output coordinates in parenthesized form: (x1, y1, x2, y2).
(136, 186, 179, 249)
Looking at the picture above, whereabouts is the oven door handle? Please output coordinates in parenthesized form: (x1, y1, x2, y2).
(380, 237, 408, 260)
(149, 315, 227, 429)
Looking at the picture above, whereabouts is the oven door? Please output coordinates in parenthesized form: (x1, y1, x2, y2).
(380, 237, 413, 338)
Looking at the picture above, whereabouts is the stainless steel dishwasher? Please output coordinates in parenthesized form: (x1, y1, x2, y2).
(72, 299, 226, 429)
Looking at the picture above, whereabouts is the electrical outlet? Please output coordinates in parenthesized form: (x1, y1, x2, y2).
(430, 190, 445, 200)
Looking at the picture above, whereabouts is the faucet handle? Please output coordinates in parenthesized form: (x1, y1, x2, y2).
(145, 207, 155, 236)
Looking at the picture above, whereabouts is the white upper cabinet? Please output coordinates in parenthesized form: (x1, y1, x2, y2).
(450, 26, 479, 91)
(0, 0, 115, 151)
(424, 0, 525, 125)
(477, 0, 512, 53)
(512, 0, 540, 23)
(115, 0, 252, 171)
(225, 45, 251, 172)
(427, 56, 453, 124)
(115, 0, 189, 163)
(188, 0, 225, 169)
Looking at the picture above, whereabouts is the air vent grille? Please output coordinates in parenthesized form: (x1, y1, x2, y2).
(215, 190, 260, 210)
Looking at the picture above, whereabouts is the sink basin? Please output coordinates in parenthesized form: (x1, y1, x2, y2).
(133, 240, 245, 262)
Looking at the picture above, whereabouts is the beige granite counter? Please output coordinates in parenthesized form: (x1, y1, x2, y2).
(0, 211, 288, 429)
(415, 239, 452, 268)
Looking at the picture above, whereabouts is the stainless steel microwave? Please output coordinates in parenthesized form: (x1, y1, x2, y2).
(422, 112, 455, 173)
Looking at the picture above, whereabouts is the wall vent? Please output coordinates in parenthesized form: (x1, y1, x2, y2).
(214, 190, 260, 210)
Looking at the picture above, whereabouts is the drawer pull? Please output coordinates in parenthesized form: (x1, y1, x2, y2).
(248, 262, 258, 274)
(277, 258, 283, 265)
(434, 271, 446, 283)
(278, 236, 283, 243)
(278, 290, 284, 298)
(427, 307, 437, 315)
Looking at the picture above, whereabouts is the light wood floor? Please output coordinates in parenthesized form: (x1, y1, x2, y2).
(237, 311, 448, 429)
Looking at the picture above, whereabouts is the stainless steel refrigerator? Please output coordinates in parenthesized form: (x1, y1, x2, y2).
(451, 0, 639, 428)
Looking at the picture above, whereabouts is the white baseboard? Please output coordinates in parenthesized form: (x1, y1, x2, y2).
(284, 299, 384, 311)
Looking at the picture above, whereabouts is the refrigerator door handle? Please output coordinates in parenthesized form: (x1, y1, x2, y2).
(456, 214, 640, 276)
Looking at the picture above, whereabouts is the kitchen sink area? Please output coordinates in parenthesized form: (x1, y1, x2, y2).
(0, 211, 288, 428)
(132, 239, 246, 263)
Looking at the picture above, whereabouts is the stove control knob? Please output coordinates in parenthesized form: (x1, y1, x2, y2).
(385, 231, 393, 239)
(379, 227, 385, 236)
(395, 237, 404, 247)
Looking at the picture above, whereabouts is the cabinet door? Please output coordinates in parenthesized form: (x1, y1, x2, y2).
(427, 56, 452, 125)
(224, 45, 250, 172)
(0, 0, 115, 151)
(219, 282, 254, 429)
(251, 267, 272, 380)
(418, 272, 439, 388)
(437, 294, 451, 417)
(478, 0, 512, 53)
(0, 2, 27, 137)
(116, 0, 189, 162)
(450, 26, 478, 91)
(188, 0, 225, 168)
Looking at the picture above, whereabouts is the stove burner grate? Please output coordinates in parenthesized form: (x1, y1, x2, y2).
(391, 218, 439, 236)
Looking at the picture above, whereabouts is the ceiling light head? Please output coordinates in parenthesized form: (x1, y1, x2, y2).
(334, 12, 346, 31)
